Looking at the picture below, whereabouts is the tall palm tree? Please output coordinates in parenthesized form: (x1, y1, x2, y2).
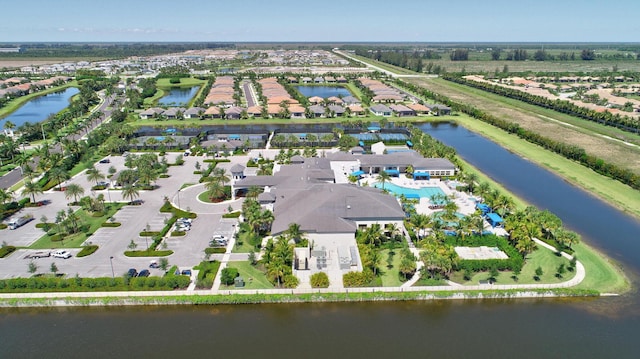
(246, 186, 262, 199)
(285, 223, 307, 244)
(64, 183, 85, 205)
(0, 188, 14, 206)
(121, 184, 140, 204)
(377, 170, 391, 190)
(205, 180, 226, 202)
(86, 167, 105, 186)
(48, 167, 69, 191)
(23, 180, 43, 203)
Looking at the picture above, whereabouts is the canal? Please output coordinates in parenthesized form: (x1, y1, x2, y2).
(1, 122, 639, 359)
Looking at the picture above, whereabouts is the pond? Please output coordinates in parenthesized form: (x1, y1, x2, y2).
(0, 87, 79, 128)
(295, 86, 352, 98)
(158, 86, 200, 106)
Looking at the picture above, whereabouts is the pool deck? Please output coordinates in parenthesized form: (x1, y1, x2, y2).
(365, 175, 478, 216)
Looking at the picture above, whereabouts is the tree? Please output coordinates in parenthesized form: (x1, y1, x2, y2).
(581, 49, 596, 60)
(49, 167, 70, 191)
(205, 180, 226, 202)
(86, 166, 105, 186)
(159, 257, 169, 271)
(285, 223, 307, 244)
(28, 261, 38, 275)
(128, 239, 138, 250)
(64, 183, 85, 205)
(50, 262, 59, 275)
(534, 266, 543, 280)
(23, 180, 43, 203)
(121, 184, 140, 204)
(220, 267, 239, 285)
(556, 264, 566, 278)
(377, 170, 392, 190)
(0, 188, 14, 206)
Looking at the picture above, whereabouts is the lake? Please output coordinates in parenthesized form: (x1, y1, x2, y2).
(296, 85, 352, 98)
(158, 86, 199, 106)
(1, 122, 640, 358)
(0, 87, 79, 128)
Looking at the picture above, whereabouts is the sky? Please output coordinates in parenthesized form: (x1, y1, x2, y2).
(1, 0, 639, 43)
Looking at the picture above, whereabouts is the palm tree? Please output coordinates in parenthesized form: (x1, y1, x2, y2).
(121, 184, 140, 204)
(246, 186, 262, 199)
(465, 172, 478, 194)
(64, 183, 85, 205)
(285, 223, 307, 244)
(14, 152, 31, 176)
(86, 167, 105, 186)
(205, 180, 226, 202)
(48, 167, 69, 191)
(211, 167, 230, 185)
(377, 170, 391, 190)
(23, 180, 43, 203)
(0, 188, 14, 205)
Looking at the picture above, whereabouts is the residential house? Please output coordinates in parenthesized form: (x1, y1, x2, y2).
(369, 104, 392, 117)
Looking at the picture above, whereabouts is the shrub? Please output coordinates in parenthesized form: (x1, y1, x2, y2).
(124, 250, 173, 257)
(0, 246, 17, 258)
(343, 270, 374, 287)
(101, 222, 121, 227)
(220, 267, 239, 285)
(159, 174, 170, 178)
(222, 211, 241, 218)
(171, 231, 186, 236)
(0, 223, 7, 230)
(204, 247, 226, 254)
(283, 274, 299, 288)
(139, 231, 161, 237)
(310, 272, 330, 288)
(77, 245, 99, 257)
(194, 260, 220, 289)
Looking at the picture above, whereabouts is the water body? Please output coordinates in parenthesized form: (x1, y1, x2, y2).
(296, 85, 352, 98)
(0, 87, 79, 128)
(158, 86, 199, 107)
(2, 122, 640, 358)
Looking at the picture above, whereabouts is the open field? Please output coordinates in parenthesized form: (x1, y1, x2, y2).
(405, 77, 640, 175)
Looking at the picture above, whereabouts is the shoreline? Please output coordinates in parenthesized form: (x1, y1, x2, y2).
(0, 287, 602, 308)
(0, 82, 78, 120)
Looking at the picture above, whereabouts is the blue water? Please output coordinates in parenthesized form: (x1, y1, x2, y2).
(296, 86, 352, 98)
(158, 86, 199, 106)
(155, 136, 165, 141)
(0, 87, 79, 128)
(373, 182, 445, 199)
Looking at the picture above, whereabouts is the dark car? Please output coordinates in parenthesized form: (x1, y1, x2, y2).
(138, 269, 150, 277)
(127, 268, 138, 277)
(99, 158, 110, 164)
(181, 269, 192, 277)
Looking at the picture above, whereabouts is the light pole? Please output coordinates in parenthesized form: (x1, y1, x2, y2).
(109, 256, 115, 278)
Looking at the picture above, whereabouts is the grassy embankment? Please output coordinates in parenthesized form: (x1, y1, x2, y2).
(450, 113, 640, 219)
(0, 81, 79, 119)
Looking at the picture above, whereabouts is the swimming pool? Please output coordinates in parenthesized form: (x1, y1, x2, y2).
(373, 182, 445, 199)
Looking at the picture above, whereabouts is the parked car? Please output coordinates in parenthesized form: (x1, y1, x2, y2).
(127, 268, 138, 277)
(51, 250, 72, 259)
(181, 269, 192, 276)
(149, 260, 159, 268)
(99, 158, 110, 164)
(178, 218, 192, 224)
(211, 234, 227, 241)
(138, 269, 150, 277)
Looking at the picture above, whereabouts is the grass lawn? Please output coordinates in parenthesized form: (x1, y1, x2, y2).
(412, 274, 447, 286)
(572, 242, 629, 293)
(197, 189, 231, 203)
(378, 249, 404, 287)
(450, 246, 575, 286)
(233, 230, 260, 253)
(223, 261, 274, 290)
(156, 77, 206, 88)
(29, 203, 124, 249)
(451, 113, 640, 219)
(143, 88, 166, 106)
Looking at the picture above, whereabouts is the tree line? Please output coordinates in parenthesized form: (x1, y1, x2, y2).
(396, 79, 640, 191)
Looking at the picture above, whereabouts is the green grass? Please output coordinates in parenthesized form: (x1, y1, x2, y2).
(451, 113, 640, 219)
(29, 203, 124, 249)
(224, 261, 274, 290)
(233, 230, 260, 253)
(143, 88, 166, 106)
(156, 77, 205, 88)
(378, 249, 404, 287)
(449, 246, 575, 285)
(572, 242, 629, 293)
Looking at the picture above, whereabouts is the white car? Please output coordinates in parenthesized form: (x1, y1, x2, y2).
(52, 250, 72, 259)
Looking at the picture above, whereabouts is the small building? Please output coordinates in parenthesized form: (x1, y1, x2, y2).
(230, 164, 246, 180)
(309, 104, 326, 118)
(184, 107, 204, 119)
(225, 106, 244, 120)
(389, 104, 416, 117)
(139, 108, 164, 120)
(342, 96, 361, 105)
(308, 96, 324, 104)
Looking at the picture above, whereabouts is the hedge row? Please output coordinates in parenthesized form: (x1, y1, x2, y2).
(204, 247, 226, 254)
(0, 246, 17, 258)
(0, 275, 190, 293)
(101, 222, 122, 227)
(124, 250, 173, 257)
(76, 245, 99, 257)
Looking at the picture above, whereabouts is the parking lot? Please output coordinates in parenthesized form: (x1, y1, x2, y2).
(1, 153, 243, 279)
